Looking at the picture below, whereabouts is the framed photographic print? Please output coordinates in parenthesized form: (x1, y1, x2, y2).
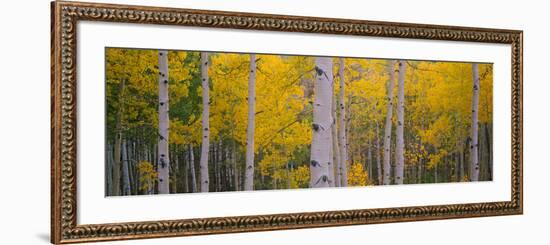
(51, 0, 523, 243)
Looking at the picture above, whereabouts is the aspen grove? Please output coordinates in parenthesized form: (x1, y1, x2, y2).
(105, 48, 493, 196)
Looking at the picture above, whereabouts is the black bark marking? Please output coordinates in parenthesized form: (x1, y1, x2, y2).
(312, 123, 320, 131)
(314, 175, 330, 186)
(314, 66, 323, 76)
(310, 160, 320, 167)
(314, 66, 330, 80)
(164, 80, 168, 84)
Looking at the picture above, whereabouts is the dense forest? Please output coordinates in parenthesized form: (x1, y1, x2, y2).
(105, 48, 493, 196)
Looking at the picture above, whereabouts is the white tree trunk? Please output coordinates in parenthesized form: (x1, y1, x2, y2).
(327, 73, 337, 187)
(157, 50, 170, 194)
(328, 119, 335, 187)
(332, 94, 341, 187)
(145, 149, 153, 194)
(244, 54, 257, 191)
(338, 58, 348, 187)
(112, 79, 126, 196)
(383, 60, 396, 185)
(470, 63, 480, 181)
(121, 139, 131, 195)
(394, 60, 406, 184)
(375, 122, 382, 185)
(310, 57, 333, 188)
(367, 138, 373, 180)
(106, 144, 113, 195)
(200, 52, 210, 192)
(188, 145, 197, 192)
(231, 130, 239, 191)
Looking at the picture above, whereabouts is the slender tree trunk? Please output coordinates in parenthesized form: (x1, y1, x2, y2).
(375, 122, 382, 185)
(470, 63, 480, 181)
(484, 123, 493, 180)
(131, 141, 139, 194)
(172, 151, 179, 193)
(224, 144, 232, 190)
(327, 75, 336, 187)
(217, 141, 223, 191)
(328, 125, 335, 187)
(455, 149, 460, 182)
(434, 163, 439, 183)
(394, 60, 406, 184)
(188, 145, 197, 192)
(200, 52, 210, 192)
(367, 139, 373, 183)
(417, 158, 422, 184)
(121, 139, 131, 195)
(383, 60, 396, 185)
(454, 126, 461, 182)
(231, 129, 239, 191)
(244, 54, 257, 191)
(332, 94, 341, 187)
(213, 143, 219, 191)
(460, 147, 465, 181)
(310, 57, 333, 188)
(157, 50, 170, 194)
(127, 141, 136, 195)
(112, 79, 126, 196)
(286, 160, 291, 189)
(183, 147, 189, 193)
(338, 58, 348, 187)
(106, 144, 113, 195)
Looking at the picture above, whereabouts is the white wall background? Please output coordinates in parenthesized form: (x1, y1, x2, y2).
(0, 0, 547, 244)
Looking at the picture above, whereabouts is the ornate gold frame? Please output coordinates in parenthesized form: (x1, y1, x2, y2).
(51, 1, 523, 243)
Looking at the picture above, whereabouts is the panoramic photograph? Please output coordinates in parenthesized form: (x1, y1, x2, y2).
(105, 47, 493, 196)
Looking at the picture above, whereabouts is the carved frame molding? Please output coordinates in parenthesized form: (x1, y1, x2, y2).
(51, 1, 523, 243)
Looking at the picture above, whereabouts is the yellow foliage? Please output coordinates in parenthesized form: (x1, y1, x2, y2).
(137, 161, 157, 192)
(290, 165, 310, 189)
(347, 163, 371, 186)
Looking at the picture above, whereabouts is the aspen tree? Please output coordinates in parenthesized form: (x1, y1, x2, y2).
(310, 57, 333, 188)
(157, 50, 170, 194)
(244, 54, 257, 191)
(200, 52, 210, 192)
